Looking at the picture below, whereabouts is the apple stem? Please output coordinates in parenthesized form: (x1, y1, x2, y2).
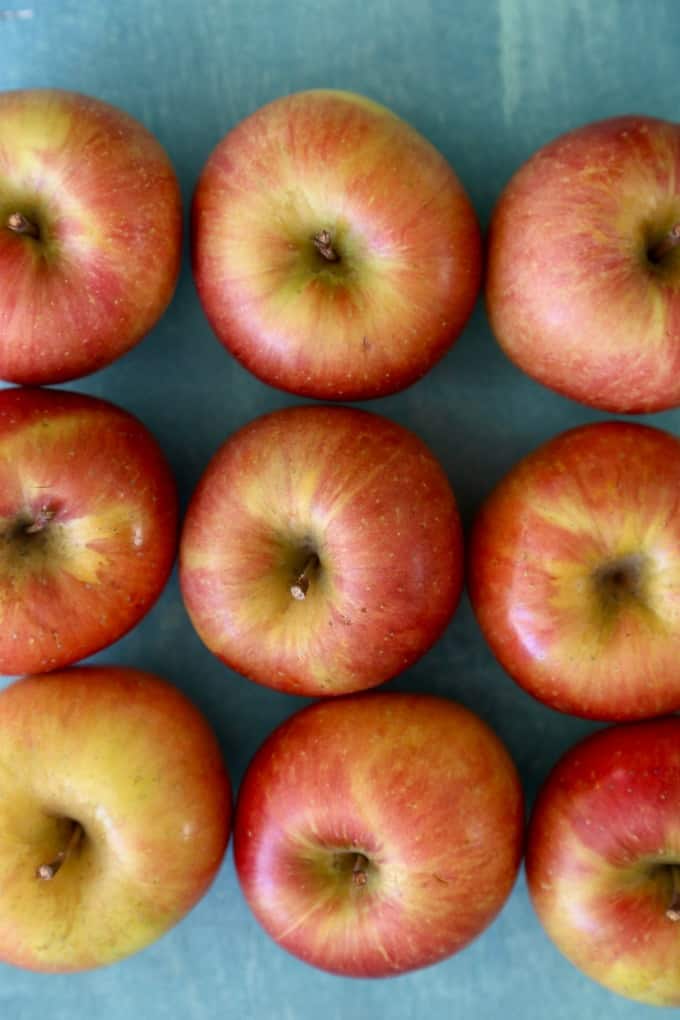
(665, 866, 680, 921)
(6, 212, 40, 240)
(313, 230, 339, 262)
(36, 821, 83, 881)
(290, 553, 320, 601)
(648, 223, 680, 264)
(25, 506, 56, 534)
(351, 853, 369, 887)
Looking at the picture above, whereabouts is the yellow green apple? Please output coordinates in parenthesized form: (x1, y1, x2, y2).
(0, 666, 231, 972)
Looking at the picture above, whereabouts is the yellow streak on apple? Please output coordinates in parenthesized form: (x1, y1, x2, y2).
(547, 555, 669, 639)
(530, 485, 630, 535)
(0, 413, 93, 479)
(238, 458, 325, 524)
(61, 505, 146, 583)
(533, 489, 680, 567)
(0, 504, 148, 611)
(2, 100, 72, 160)
(532, 496, 679, 618)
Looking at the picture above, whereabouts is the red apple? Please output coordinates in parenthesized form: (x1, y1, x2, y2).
(468, 421, 680, 720)
(0, 386, 177, 674)
(527, 717, 680, 1005)
(234, 692, 523, 977)
(192, 89, 481, 400)
(0, 88, 182, 384)
(0, 665, 231, 972)
(486, 115, 680, 413)
(179, 405, 463, 696)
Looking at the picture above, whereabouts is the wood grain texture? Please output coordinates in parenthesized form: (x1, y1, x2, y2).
(1, 1, 679, 1017)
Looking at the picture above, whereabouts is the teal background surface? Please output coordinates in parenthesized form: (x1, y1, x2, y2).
(2, 1, 680, 1017)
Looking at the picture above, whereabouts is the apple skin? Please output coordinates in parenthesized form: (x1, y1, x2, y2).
(0, 386, 177, 675)
(192, 89, 482, 400)
(468, 421, 680, 721)
(0, 88, 182, 384)
(179, 405, 463, 696)
(486, 115, 680, 413)
(0, 666, 231, 972)
(234, 692, 524, 977)
(527, 717, 680, 1005)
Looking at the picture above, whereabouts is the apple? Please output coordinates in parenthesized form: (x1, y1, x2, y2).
(0, 386, 177, 675)
(234, 691, 524, 977)
(192, 89, 482, 400)
(486, 115, 680, 413)
(0, 88, 182, 384)
(0, 665, 231, 972)
(527, 717, 680, 1005)
(179, 404, 463, 696)
(468, 420, 680, 721)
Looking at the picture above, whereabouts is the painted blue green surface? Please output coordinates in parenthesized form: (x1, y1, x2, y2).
(1, 1, 679, 1017)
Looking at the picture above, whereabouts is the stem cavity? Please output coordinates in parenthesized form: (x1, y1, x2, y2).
(36, 821, 84, 881)
(25, 506, 56, 535)
(594, 553, 646, 606)
(6, 212, 40, 240)
(313, 230, 339, 262)
(648, 223, 680, 264)
(290, 553, 320, 601)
